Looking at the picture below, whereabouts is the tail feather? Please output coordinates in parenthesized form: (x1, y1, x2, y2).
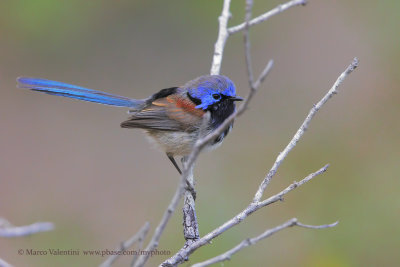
(17, 77, 144, 108)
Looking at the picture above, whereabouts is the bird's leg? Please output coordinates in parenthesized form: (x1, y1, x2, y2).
(167, 153, 182, 174)
(181, 157, 196, 201)
(166, 153, 196, 200)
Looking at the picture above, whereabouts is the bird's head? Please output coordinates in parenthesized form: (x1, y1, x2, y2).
(185, 75, 243, 110)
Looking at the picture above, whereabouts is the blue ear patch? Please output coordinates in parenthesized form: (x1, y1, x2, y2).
(195, 93, 219, 110)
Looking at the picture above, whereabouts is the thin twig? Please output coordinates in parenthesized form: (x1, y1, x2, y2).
(99, 222, 150, 267)
(191, 218, 337, 267)
(0, 219, 54, 238)
(244, 0, 255, 88)
(210, 0, 232, 75)
(254, 61, 275, 89)
(253, 57, 359, 203)
(228, 0, 307, 35)
(131, 223, 150, 266)
(296, 221, 339, 229)
(133, 176, 187, 267)
(258, 164, 329, 207)
(161, 165, 328, 266)
(0, 257, 12, 267)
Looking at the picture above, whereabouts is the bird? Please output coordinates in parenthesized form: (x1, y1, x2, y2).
(17, 75, 243, 174)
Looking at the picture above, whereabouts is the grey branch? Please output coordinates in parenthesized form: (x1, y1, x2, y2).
(191, 218, 338, 267)
(0, 218, 54, 238)
(133, 174, 187, 267)
(258, 164, 329, 207)
(210, 0, 232, 75)
(0, 257, 12, 267)
(244, 0, 255, 87)
(243, 0, 275, 94)
(253, 57, 359, 203)
(228, 0, 307, 35)
(131, 223, 150, 266)
(210, 0, 302, 76)
(182, 159, 199, 247)
(99, 222, 150, 267)
(161, 165, 329, 266)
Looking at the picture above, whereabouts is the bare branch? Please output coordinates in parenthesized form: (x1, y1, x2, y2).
(182, 190, 199, 246)
(244, 0, 255, 87)
(253, 57, 359, 203)
(100, 222, 150, 267)
(296, 221, 338, 229)
(182, 160, 199, 247)
(258, 164, 329, 207)
(191, 218, 337, 267)
(228, 0, 307, 35)
(0, 257, 12, 267)
(131, 223, 150, 266)
(133, 176, 187, 267)
(161, 165, 328, 266)
(243, 0, 275, 96)
(210, 0, 232, 75)
(254, 60, 275, 89)
(0, 218, 54, 238)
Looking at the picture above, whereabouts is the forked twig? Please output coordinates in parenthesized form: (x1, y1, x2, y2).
(192, 218, 337, 267)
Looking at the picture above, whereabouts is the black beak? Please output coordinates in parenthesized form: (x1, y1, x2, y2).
(230, 96, 244, 101)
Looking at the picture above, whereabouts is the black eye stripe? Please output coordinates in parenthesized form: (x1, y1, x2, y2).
(187, 92, 202, 105)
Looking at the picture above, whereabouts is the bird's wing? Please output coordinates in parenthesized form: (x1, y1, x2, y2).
(121, 94, 205, 131)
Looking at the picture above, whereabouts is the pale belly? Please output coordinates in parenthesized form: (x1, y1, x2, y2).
(144, 125, 231, 156)
(145, 130, 199, 156)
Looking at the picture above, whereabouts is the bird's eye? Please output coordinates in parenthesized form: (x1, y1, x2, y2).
(212, 94, 221, 100)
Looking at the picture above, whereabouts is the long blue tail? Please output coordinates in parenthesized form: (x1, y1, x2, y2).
(17, 77, 144, 108)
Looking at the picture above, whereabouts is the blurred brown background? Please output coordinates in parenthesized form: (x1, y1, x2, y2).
(1, 0, 399, 266)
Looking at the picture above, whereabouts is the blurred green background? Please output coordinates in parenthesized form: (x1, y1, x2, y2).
(1, 0, 399, 266)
